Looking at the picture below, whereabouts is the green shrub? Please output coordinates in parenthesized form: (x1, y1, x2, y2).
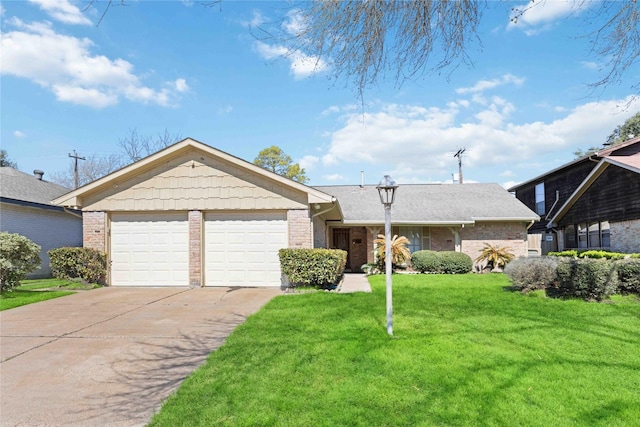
(616, 259, 640, 294)
(439, 251, 473, 274)
(0, 232, 41, 292)
(504, 256, 559, 292)
(411, 250, 442, 273)
(548, 250, 578, 258)
(279, 249, 347, 289)
(555, 258, 618, 301)
(579, 250, 626, 260)
(48, 247, 107, 284)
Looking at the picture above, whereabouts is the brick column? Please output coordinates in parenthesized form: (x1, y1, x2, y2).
(288, 209, 311, 248)
(83, 211, 106, 251)
(189, 210, 203, 288)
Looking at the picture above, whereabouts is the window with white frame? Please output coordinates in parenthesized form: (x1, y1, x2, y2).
(392, 226, 431, 253)
(535, 183, 545, 215)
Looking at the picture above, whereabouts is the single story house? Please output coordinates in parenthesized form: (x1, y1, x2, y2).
(53, 138, 538, 287)
(1, 167, 83, 278)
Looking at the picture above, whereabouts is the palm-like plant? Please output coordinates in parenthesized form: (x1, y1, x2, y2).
(374, 234, 411, 268)
(475, 243, 515, 271)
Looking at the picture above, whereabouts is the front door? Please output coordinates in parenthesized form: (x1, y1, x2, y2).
(332, 228, 351, 271)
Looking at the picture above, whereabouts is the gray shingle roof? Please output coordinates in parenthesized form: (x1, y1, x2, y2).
(0, 167, 71, 206)
(313, 183, 539, 224)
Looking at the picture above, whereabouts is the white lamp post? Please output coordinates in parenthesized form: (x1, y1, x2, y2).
(377, 175, 398, 336)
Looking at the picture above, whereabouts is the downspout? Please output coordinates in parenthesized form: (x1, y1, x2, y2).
(527, 220, 535, 230)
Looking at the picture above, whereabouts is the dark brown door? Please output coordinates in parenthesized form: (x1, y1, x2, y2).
(332, 228, 351, 271)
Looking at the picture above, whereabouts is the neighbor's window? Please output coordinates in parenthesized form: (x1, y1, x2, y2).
(535, 183, 545, 215)
(601, 221, 611, 247)
(564, 225, 576, 249)
(565, 221, 610, 249)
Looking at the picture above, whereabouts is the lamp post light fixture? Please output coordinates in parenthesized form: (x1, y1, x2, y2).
(376, 175, 398, 336)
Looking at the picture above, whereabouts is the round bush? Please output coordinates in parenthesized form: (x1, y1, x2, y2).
(616, 258, 640, 294)
(439, 251, 472, 274)
(504, 256, 559, 292)
(411, 250, 442, 273)
(556, 258, 618, 301)
(0, 232, 41, 291)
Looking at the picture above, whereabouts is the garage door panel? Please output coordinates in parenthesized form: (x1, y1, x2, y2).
(205, 212, 287, 287)
(111, 213, 188, 286)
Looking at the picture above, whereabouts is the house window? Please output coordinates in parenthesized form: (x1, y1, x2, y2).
(535, 183, 545, 215)
(392, 226, 430, 253)
(564, 221, 610, 249)
(601, 221, 611, 247)
(564, 225, 576, 249)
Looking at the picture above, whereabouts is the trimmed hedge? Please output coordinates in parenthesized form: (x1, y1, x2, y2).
(410, 250, 442, 273)
(504, 256, 559, 292)
(410, 250, 472, 274)
(548, 250, 632, 260)
(617, 258, 640, 294)
(0, 232, 41, 291)
(279, 249, 347, 289)
(555, 258, 618, 301)
(48, 247, 107, 284)
(440, 251, 473, 274)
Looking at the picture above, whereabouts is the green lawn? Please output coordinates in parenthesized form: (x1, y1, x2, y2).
(0, 278, 99, 311)
(149, 274, 640, 427)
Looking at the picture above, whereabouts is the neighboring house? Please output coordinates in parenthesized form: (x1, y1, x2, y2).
(1, 167, 83, 278)
(52, 138, 538, 287)
(509, 137, 640, 254)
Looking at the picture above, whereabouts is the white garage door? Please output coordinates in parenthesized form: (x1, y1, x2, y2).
(110, 213, 189, 286)
(205, 212, 287, 287)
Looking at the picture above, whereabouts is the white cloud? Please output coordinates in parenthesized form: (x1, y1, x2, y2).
(317, 94, 640, 183)
(217, 105, 233, 114)
(500, 170, 514, 177)
(299, 155, 319, 170)
(282, 9, 306, 36)
(0, 19, 187, 108)
(27, 0, 91, 25)
(255, 41, 327, 79)
(581, 61, 599, 71)
(502, 180, 520, 190)
(508, 0, 590, 34)
(456, 74, 525, 94)
(13, 130, 26, 138)
(174, 78, 189, 92)
(241, 10, 266, 28)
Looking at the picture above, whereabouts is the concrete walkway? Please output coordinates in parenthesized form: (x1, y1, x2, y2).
(0, 286, 281, 427)
(338, 274, 372, 293)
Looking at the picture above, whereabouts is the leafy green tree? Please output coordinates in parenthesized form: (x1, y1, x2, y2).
(0, 149, 18, 169)
(254, 146, 309, 184)
(606, 112, 640, 145)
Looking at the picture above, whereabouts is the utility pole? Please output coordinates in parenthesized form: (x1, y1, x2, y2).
(454, 148, 466, 184)
(68, 150, 86, 189)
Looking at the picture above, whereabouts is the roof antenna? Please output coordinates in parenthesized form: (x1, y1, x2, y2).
(454, 148, 466, 184)
(361, 170, 364, 188)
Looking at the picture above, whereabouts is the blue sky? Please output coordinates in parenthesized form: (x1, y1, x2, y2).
(2, 0, 639, 189)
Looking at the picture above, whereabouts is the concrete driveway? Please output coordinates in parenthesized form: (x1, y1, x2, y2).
(0, 286, 281, 427)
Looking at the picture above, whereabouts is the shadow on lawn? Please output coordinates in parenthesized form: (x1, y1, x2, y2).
(65, 314, 249, 426)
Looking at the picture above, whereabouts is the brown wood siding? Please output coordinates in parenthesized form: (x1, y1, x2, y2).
(558, 166, 640, 226)
(515, 160, 594, 233)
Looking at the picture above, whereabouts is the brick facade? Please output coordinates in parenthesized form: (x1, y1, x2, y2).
(610, 219, 640, 253)
(83, 211, 107, 251)
(188, 210, 203, 287)
(312, 216, 327, 248)
(288, 209, 312, 248)
(430, 227, 456, 252)
(460, 222, 528, 261)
